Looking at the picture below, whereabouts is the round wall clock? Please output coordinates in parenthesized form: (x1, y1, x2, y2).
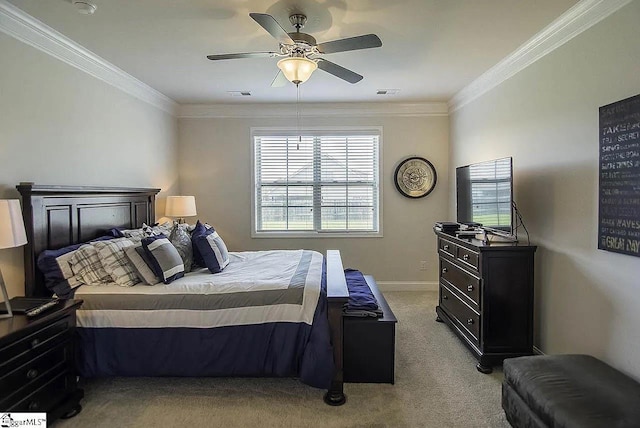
(394, 156, 437, 198)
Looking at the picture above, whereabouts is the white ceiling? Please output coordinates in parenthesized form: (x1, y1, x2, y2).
(7, 0, 579, 104)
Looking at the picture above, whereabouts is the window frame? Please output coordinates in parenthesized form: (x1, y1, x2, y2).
(251, 126, 383, 238)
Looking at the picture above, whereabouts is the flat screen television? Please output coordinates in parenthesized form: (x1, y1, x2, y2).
(456, 157, 514, 237)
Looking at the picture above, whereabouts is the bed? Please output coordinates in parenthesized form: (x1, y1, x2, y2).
(17, 183, 349, 405)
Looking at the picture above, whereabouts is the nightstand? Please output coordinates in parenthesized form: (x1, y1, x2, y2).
(0, 299, 84, 422)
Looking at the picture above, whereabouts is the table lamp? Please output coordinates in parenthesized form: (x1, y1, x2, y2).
(165, 196, 197, 224)
(0, 200, 28, 318)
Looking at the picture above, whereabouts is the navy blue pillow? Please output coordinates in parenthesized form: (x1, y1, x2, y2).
(141, 234, 185, 284)
(107, 227, 125, 238)
(191, 220, 207, 267)
(192, 226, 230, 274)
(37, 235, 113, 297)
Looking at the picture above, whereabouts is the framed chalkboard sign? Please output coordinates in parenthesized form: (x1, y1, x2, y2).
(598, 94, 640, 257)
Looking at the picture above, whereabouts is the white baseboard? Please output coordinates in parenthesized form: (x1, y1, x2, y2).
(377, 281, 438, 292)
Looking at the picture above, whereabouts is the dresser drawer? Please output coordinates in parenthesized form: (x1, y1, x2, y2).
(0, 316, 72, 370)
(9, 371, 70, 412)
(439, 238, 456, 258)
(440, 259, 480, 308)
(0, 341, 70, 407)
(440, 284, 480, 345)
(457, 246, 479, 271)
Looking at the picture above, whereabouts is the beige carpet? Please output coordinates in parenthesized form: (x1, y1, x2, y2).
(55, 291, 510, 428)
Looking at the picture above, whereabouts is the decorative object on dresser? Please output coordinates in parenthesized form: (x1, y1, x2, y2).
(0, 200, 29, 318)
(434, 227, 536, 373)
(164, 195, 197, 224)
(0, 299, 84, 421)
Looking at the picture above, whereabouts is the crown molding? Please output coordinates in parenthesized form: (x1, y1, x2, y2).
(0, 0, 178, 115)
(448, 0, 633, 113)
(178, 102, 449, 119)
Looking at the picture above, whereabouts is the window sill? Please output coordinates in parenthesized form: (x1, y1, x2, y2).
(251, 231, 383, 238)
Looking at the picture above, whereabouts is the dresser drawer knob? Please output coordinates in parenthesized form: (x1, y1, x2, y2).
(442, 295, 448, 300)
(463, 254, 470, 261)
(443, 245, 450, 251)
(441, 267, 448, 274)
(28, 401, 39, 411)
(30, 338, 40, 348)
(467, 318, 474, 325)
(26, 369, 39, 379)
(467, 285, 474, 292)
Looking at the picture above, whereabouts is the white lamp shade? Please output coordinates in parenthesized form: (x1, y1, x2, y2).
(165, 196, 197, 218)
(277, 57, 318, 84)
(0, 200, 27, 249)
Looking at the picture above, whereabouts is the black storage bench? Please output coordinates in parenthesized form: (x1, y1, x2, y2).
(343, 275, 397, 384)
(502, 354, 640, 428)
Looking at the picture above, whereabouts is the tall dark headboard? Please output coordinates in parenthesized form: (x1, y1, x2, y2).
(17, 183, 160, 297)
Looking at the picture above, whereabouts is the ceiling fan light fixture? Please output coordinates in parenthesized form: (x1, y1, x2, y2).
(277, 57, 318, 85)
(73, 1, 97, 15)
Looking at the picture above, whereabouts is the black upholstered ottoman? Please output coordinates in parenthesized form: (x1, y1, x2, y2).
(502, 355, 640, 428)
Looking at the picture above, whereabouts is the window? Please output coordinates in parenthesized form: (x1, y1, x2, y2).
(252, 129, 381, 236)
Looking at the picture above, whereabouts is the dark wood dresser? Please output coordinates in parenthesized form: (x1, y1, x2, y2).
(0, 299, 83, 421)
(434, 229, 536, 373)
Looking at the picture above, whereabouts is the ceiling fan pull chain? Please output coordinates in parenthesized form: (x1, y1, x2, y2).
(297, 84, 301, 148)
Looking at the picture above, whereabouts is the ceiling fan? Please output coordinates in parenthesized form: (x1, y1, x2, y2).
(207, 13, 382, 86)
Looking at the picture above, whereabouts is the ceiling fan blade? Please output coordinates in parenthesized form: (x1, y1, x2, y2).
(207, 52, 278, 60)
(250, 13, 294, 45)
(270, 70, 288, 87)
(316, 34, 382, 54)
(317, 59, 363, 84)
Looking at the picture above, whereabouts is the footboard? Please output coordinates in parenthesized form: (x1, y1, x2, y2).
(324, 250, 349, 405)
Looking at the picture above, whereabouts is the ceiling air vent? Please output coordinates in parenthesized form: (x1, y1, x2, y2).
(376, 89, 400, 95)
(227, 91, 252, 97)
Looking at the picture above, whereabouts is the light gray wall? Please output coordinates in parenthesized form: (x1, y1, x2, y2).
(178, 113, 449, 284)
(0, 34, 179, 297)
(449, 2, 640, 378)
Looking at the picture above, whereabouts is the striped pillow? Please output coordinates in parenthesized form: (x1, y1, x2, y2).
(37, 236, 117, 296)
(124, 246, 160, 285)
(141, 235, 184, 284)
(70, 243, 112, 285)
(190, 220, 213, 267)
(94, 238, 139, 287)
(193, 227, 229, 274)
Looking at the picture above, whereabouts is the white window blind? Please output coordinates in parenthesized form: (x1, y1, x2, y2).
(254, 132, 380, 235)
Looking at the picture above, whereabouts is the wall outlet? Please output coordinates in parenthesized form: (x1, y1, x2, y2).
(420, 260, 428, 271)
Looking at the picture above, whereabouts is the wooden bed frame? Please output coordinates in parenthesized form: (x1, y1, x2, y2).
(16, 183, 349, 406)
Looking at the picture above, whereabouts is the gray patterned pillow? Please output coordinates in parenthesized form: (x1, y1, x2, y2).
(170, 223, 193, 272)
(122, 221, 174, 241)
